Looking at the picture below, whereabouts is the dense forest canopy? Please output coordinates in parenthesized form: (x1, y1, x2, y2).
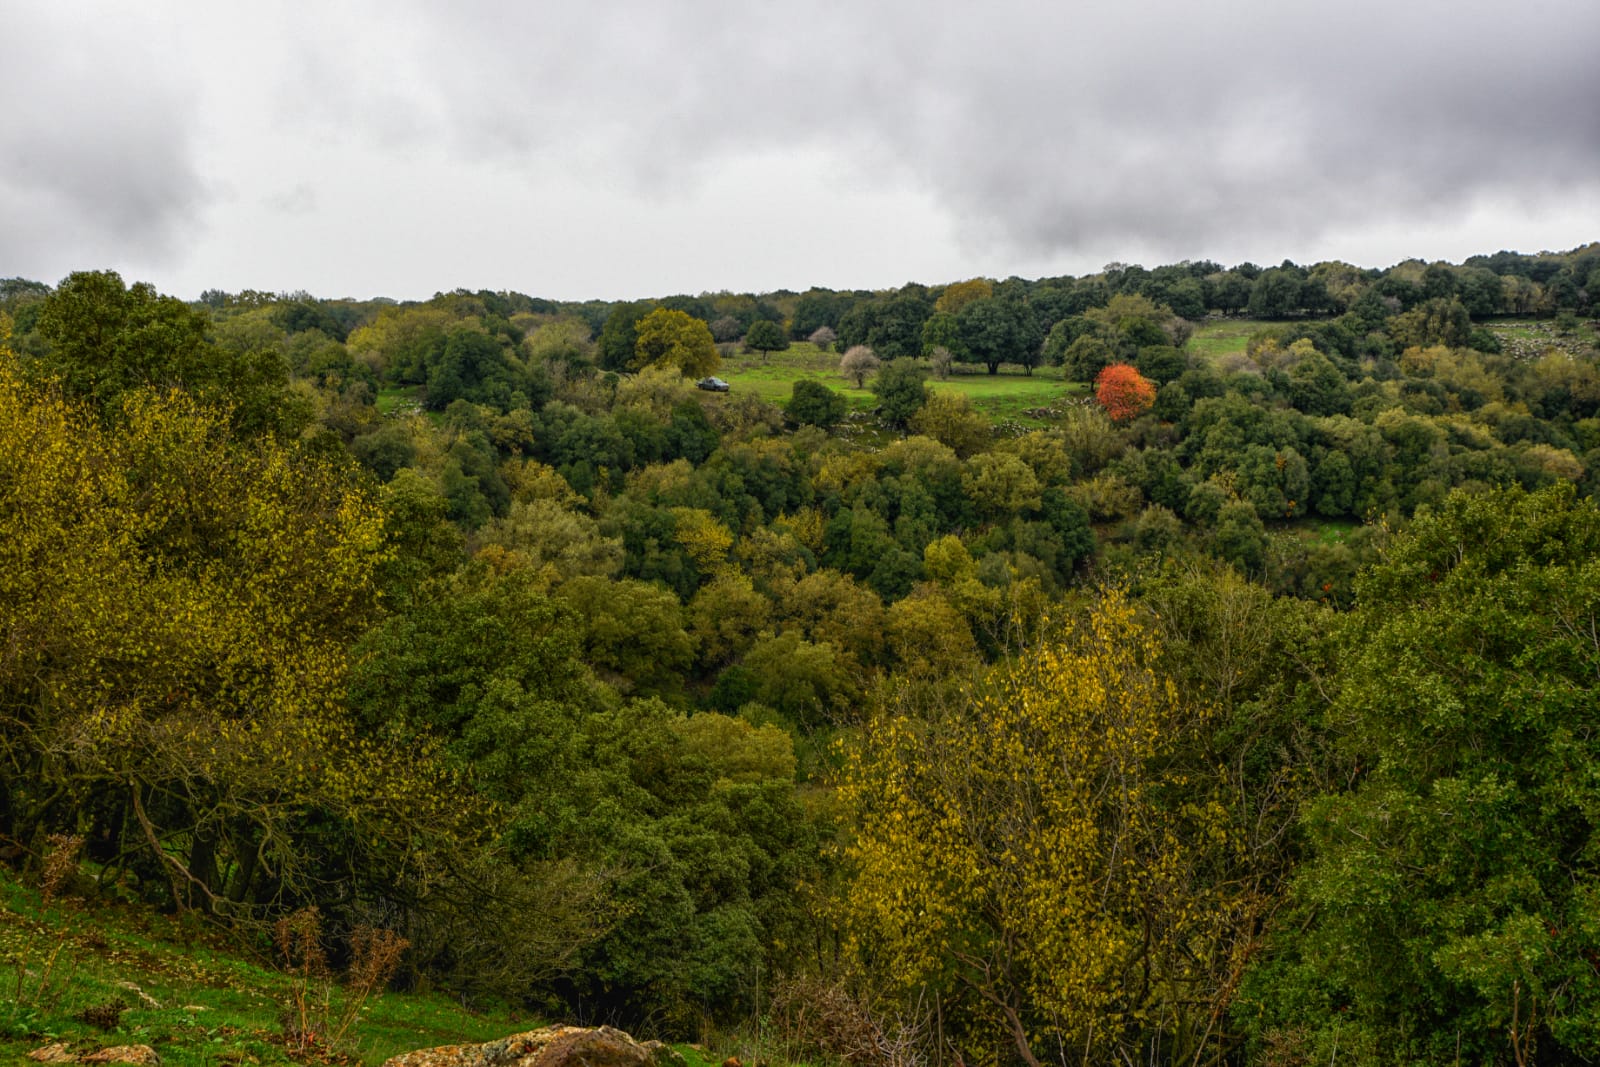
(3, 243, 1600, 1064)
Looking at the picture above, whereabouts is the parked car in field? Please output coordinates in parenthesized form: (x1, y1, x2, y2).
(696, 376, 731, 392)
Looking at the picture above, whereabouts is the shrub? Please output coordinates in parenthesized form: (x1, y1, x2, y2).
(788, 379, 848, 429)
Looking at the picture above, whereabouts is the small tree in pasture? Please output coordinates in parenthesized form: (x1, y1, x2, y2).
(840, 345, 880, 387)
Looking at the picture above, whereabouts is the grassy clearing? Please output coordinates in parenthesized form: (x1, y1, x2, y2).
(1296, 518, 1359, 546)
(375, 386, 422, 416)
(1186, 318, 1257, 363)
(0, 866, 709, 1067)
(1483, 317, 1600, 360)
(927, 371, 1088, 424)
(715, 344, 877, 411)
(1188, 315, 1600, 367)
(716, 343, 1083, 426)
(1488, 320, 1549, 341)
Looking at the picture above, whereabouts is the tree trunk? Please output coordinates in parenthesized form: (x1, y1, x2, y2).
(1002, 1003, 1043, 1067)
(228, 834, 259, 903)
(188, 830, 218, 913)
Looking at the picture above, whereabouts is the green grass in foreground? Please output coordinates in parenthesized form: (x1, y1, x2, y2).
(2, 865, 689, 1067)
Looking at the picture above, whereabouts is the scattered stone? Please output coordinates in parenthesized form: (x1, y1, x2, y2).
(382, 1024, 686, 1067)
(26, 1043, 75, 1063)
(81, 1047, 160, 1065)
(112, 981, 161, 1010)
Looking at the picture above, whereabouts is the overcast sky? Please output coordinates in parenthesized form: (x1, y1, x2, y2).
(3, 0, 1597, 302)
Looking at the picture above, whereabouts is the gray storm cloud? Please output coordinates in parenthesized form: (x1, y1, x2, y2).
(368, 0, 1600, 262)
(4, 0, 1595, 293)
(0, 8, 207, 279)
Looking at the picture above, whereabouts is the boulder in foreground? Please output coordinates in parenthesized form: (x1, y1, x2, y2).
(27, 1046, 159, 1065)
(382, 1025, 687, 1067)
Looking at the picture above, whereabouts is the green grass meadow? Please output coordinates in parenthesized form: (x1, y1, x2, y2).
(717, 342, 1086, 426)
(1189, 314, 1600, 366)
(375, 386, 422, 415)
(1186, 318, 1255, 363)
(718, 321, 1259, 423)
(1298, 517, 1359, 546)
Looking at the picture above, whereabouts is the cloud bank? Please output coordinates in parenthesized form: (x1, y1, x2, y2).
(4, 0, 1596, 296)
(0, 8, 208, 279)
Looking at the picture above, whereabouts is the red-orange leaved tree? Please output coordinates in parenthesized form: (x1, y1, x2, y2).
(1095, 363, 1156, 422)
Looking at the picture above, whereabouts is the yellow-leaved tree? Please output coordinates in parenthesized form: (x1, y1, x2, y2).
(844, 591, 1239, 1066)
(0, 339, 479, 916)
(631, 307, 719, 377)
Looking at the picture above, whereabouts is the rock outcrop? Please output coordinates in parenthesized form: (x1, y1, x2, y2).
(27, 1046, 159, 1065)
(80, 1049, 161, 1066)
(382, 1025, 687, 1067)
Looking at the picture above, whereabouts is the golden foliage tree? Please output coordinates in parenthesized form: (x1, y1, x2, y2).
(845, 592, 1237, 1065)
(632, 307, 720, 377)
(934, 278, 994, 315)
(908, 391, 992, 458)
(688, 572, 772, 669)
(669, 506, 736, 578)
(0, 347, 475, 913)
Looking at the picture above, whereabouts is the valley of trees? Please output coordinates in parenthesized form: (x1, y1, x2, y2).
(3, 244, 1600, 1065)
